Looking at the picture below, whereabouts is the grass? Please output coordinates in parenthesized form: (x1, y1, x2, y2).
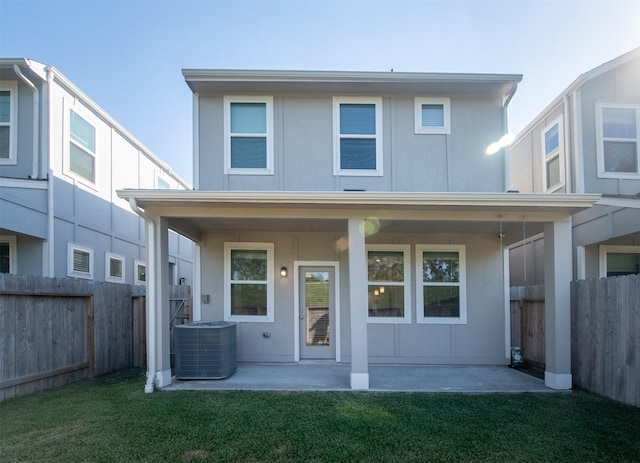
(1, 369, 640, 462)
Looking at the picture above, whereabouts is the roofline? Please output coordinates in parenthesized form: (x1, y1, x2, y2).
(117, 189, 600, 209)
(182, 68, 523, 85)
(512, 47, 640, 145)
(2, 58, 191, 189)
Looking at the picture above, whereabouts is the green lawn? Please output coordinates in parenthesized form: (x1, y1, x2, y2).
(1, 369, 639, 462)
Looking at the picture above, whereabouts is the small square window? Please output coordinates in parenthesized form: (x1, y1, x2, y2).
(0, 235, 17, 274)
(134, 260, 146, 285)
(415, 97, 450, 134)
(67, 243, 93, 280)
(333, 97, 383, 176)
(224, 96, 273, 175)
(106, 252, 125, 283)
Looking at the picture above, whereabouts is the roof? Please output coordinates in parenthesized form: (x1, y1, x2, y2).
(182, 69, 522, 99)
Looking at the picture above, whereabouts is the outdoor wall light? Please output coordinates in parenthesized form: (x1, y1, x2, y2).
(280, 267, 288, 277)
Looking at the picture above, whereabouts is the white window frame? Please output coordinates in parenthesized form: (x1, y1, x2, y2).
(415, 244, 467, 324)
(0, 235, 17, 273)
(223, 96, 274, 175)
(67, 242, 94, 280)
(333, 97, 383, 177)
(64, 104, 100, 188)
(414, 97, 451, 135)
(596, 102, 640, 179)
(134, 259, 146, 285)
(366, 245, 411, 324)
(0, 81, 18, 165)
(541, 116, 565, 192)
(598, 245, 640, 278)
(105, 252, 125, 283)
(224, 242, 274, 323)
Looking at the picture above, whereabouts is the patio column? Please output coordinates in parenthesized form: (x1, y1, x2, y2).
(348, 218, 369, 390)
(543, 219, 572, 390)
(151, 216, 171, 387)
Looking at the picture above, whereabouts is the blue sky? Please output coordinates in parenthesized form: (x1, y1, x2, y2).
(1, 0, 639, 184)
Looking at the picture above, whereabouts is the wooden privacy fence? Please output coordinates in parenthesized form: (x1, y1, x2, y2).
(572, 275, 639, 407)
(0, 274, 145, 401)
(510, 285, 545, 370)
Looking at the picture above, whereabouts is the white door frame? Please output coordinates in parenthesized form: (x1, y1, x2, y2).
(293, 261, 341, 362)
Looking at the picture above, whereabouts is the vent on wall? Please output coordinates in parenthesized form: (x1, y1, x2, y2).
(174, 321, 237, 379)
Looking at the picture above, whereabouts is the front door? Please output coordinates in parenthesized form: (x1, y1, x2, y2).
(299, 267, 335, 360)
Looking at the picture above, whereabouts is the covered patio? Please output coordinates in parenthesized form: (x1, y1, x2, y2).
(117, 190, 600, 393)
(164, 363, 550, 393)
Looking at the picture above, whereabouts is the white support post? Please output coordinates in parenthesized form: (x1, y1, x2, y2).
(348, 219, 369, 390)
(154, 217, 171, 387)
(543, 220, 573, 390)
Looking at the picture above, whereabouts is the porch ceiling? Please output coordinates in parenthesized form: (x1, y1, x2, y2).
(116, 190, 600, 244)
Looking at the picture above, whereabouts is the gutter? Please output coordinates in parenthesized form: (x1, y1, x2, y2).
(128, 198, 157, 394)
(13, 65, 39, 180)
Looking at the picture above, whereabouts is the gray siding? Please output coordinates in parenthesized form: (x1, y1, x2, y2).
(199, 230, 507, 365)
(197, 94, 507, 193)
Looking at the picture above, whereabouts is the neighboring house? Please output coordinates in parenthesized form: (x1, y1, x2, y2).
(509, 48, 640, 285)
(119, 69, 599, 392)
(0, 58, 193, 286)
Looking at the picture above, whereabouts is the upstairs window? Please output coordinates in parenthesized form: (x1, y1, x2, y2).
(69, 109, 97, 183)
(157, 177, 170, 189)
(542, 118, 564, 192)
(0, 81, 17, 164)
(597, 103, 640, 177)
(333, 97, 383, 176)
(224, 96, 273, 175)
(415, 97, 450, 134)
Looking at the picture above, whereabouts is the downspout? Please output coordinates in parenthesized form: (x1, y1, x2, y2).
(13, 65, 40, 180)
(129, 198, 157, 393)
(45, 67, 55, 276)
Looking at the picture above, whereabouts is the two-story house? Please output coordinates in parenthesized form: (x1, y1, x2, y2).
(508, 48, 640, 285)
(0, 59, 193, 286)
(119, 69, 599, 392)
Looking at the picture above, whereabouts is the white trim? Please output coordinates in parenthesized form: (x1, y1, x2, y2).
(192, 243, 202, 321)
(350, 372, 370, 390)
(224, 242, 275, 323)
(105, 252, 125, 283)
(0, 235, 17, 273)
(333, 96, 383, 177)
(595, 102, 640, 178)
(192, 92, 200, 190)
(366, 245, 411, 324)
(156, 368, 172, 388)
(415, 244, 467, 324)
(223, 96, 274, 175)
(67, 242, 94, 280)
(0, 177, 48, 189)
(598, 244, 640, 278)
(0, 81, 18, 165)
(414, 97, 451, 134)
(545, 371, 572, 390)
(293, 261, 341, 362)
(572, 89, 585, 193)
(541, 116, 566, 192)
(134, 259, 146, 285)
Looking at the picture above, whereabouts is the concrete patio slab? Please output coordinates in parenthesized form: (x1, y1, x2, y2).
(162, 363, 552, 393)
